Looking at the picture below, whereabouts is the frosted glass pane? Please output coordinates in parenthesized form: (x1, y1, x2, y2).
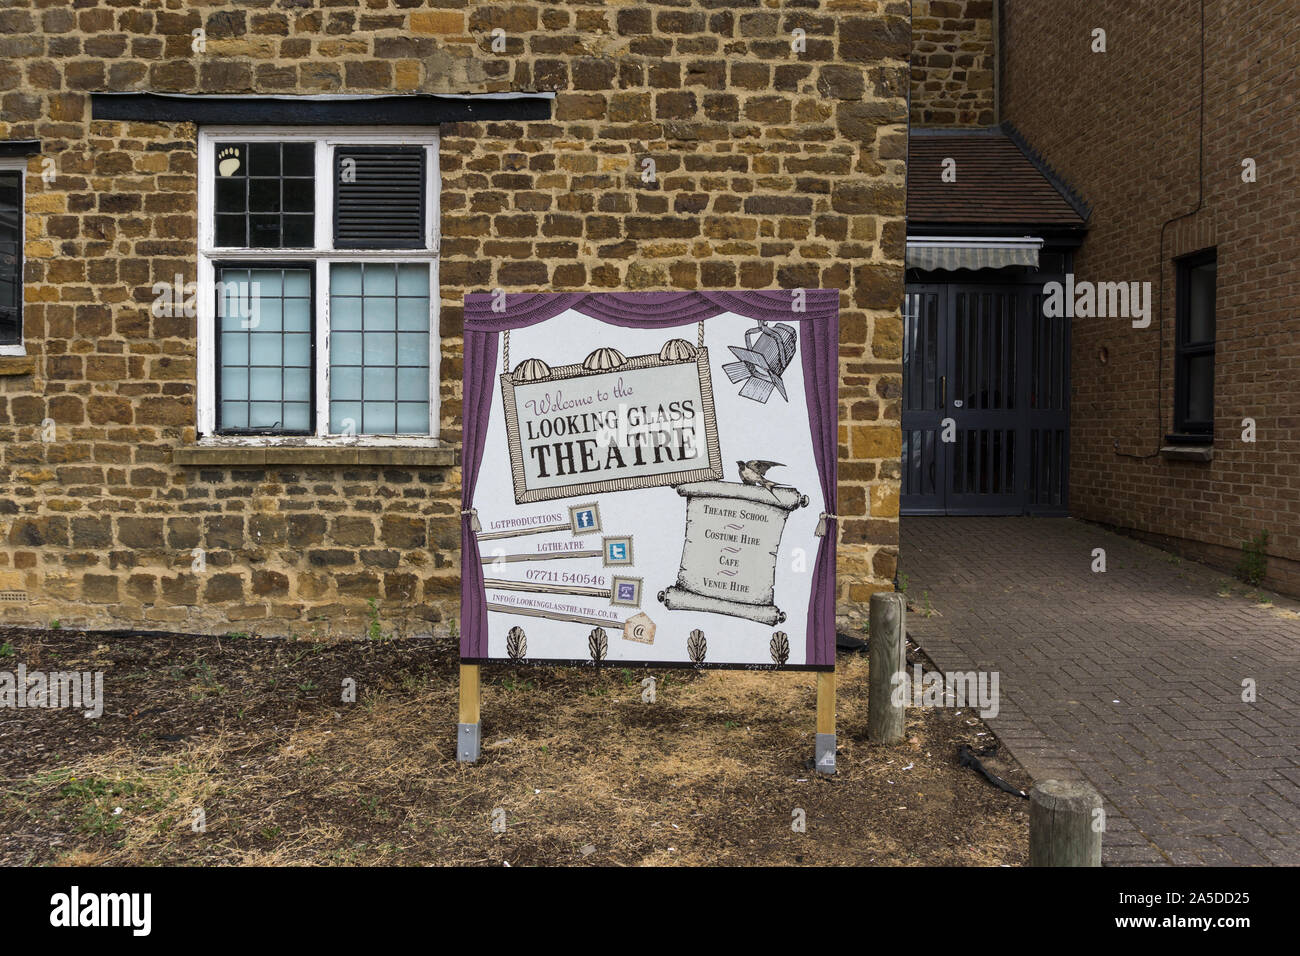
(250, 402, 282, 428)
(221, 367, 248, 401)
(331, 366, 362, 400)
(364, 296, 396, 330)
(221, 333, 248, 366)
(397, 264, 429, 295)
(331, 402, 362, 434)
(396, 402, 429, 434)
(283, 270, 311, 297)
(397, 296, 428, 330)
(363, 264, 396, 295)
(249, 333, 281, 366)
(249, 269, 282, 297)
(283, 367, 311, 401)
(364, 402, 396, 433)
(331, 296, 362, 330)
(220, 401, 248, 429)
(283, 296, 311, 331)
(249, 367, 282, 401)
(253, 297, 281, 332)
(221, 307, 250, 332)
(397, 367, 428, 402)
(331, 331, 362, 362)
(364, 332, 396, 365)
(282, 403, 311, 431)
(283, 333, 311, 367)
(331, 263, 362, 295)
(218, 284, 257, 326)
(364, 367, 395, 401)
(397, 332, 428, 367)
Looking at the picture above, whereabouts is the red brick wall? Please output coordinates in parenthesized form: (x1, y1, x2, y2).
(1001, 0, 1300, 593)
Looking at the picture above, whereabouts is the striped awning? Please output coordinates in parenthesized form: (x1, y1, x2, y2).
(906, 237, 1043, 272)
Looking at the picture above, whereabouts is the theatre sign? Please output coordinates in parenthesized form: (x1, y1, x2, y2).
(459, 291, 840, 672)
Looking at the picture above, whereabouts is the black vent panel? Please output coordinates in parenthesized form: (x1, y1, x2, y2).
(334, 146, 426, 249)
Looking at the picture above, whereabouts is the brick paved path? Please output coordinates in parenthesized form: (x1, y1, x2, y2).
(902, 517, 1300, 865)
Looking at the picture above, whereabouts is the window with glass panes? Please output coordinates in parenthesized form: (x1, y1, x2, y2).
(0, 165, 22, 350)
(1173, 250, 1216, 439)
(198, 129, 438, 439)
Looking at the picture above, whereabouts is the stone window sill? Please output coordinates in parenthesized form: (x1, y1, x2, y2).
(1160, 444, 1213, 462)
(172, 443, 459, 467)
(0, 355, 36, 377)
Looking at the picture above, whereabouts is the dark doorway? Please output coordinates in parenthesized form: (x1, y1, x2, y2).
(902, 282, 1069, 515)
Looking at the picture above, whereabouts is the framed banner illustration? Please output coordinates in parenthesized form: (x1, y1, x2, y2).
(500, 342, 724, 503)
(460, 292, 840, 679)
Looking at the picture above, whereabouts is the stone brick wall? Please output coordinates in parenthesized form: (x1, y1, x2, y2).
(910, 0, 995, 127)
(1001, 0, 1300, 594)
(0, 1, 909, 637)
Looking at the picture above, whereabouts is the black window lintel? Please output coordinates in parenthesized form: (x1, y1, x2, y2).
(91, 93, 553, 126)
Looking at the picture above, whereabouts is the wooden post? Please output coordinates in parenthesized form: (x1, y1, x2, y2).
(815, 670, 836, 774)
(457, 663, 481, 763)
(1029, 780, 1103, 866)
(868, 591, 906, 744)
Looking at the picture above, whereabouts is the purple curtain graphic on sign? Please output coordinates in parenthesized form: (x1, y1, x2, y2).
(459, 327, 500, 660)
(460, 291, 839, 669)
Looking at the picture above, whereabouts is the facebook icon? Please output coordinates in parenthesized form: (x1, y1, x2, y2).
(569, 504, 601, 535)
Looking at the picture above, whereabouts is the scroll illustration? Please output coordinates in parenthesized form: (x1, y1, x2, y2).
(658, 462, 809, 626)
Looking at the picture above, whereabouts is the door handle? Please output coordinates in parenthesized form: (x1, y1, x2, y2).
(940, 375, 946, 408)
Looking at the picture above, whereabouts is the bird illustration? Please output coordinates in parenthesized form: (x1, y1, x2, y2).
(738, 459, 784, 493)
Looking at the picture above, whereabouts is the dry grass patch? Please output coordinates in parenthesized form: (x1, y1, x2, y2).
(1, 626, 1030, 866)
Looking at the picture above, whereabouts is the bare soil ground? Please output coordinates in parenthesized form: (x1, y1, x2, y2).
(0, 625, 1031, 866)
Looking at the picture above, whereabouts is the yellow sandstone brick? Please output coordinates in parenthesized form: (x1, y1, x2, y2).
(16, 469, 57, 484)
(851, 424, 901, 460)
(27, 193, 66, 213)
(208, 37, 277, 58)
(410, 11, 464, 34)
(395, 60, 422, 90)
(870, 484, 900, 518)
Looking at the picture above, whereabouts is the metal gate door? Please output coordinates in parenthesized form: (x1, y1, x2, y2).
(902, 283, 1069, 516)
(901, 285, 946, 513)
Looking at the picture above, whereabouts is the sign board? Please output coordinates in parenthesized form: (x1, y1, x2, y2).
(460, 292, 839, 671)
(500, 346, 723, 502)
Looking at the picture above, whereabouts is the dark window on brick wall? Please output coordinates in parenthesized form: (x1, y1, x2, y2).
(1173, 250, 1217, 439)
(214, 142, 315, 248)
(0, 170, 21, 346)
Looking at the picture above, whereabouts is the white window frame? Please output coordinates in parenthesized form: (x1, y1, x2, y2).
(196, 126, 441, 446)
(0, 156, 26, 357)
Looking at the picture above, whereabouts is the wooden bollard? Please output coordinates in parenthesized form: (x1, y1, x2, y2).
(1029, 780, 1103, 866)
(867, 591, 906, 744)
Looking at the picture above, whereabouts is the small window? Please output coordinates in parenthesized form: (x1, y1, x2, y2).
(0, 164, 23, 351)
(198, 129, 439, 440)
(213, 142, 315, 249)
(1173, 250, 1216, 439)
